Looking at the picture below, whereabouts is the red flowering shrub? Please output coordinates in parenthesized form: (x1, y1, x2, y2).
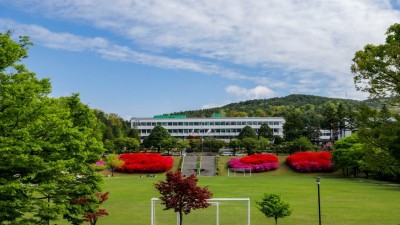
(285, 151, 335, 173)
(118, 153, 173, 173)
(228, 154, 279, 172)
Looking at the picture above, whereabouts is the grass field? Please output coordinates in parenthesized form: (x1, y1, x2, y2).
(59, 156, 400, 225)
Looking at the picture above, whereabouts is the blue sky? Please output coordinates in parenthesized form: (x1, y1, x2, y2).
(1, 1, 400, 119)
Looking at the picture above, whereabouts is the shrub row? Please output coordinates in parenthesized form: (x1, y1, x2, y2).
(285, 151, 335, 173)
(228, 154, 279, 172)
(118, 153, 173, 173)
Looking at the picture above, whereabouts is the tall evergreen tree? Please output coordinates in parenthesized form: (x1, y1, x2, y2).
(283, 111, 305, 141)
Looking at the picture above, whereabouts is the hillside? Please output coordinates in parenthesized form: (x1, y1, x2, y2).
(170, 94, 379, 118)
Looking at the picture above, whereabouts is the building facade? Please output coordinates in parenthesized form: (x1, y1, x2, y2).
(131, 116, 285, 142)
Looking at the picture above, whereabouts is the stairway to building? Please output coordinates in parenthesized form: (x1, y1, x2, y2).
(181, 156, 199, 177)
(181, 155, 217, 176)
(199, 156, 216, 176)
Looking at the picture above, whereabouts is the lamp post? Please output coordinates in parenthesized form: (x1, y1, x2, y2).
(316, 177, 321, 225)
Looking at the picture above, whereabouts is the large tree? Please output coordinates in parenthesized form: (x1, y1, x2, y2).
(240, 137, 259, 155)
(283, 111, 306, 141)
(155, 171, 213, 225)
(160, 137, 179, 155)
(256, 193, 292, 225)
(238, 125, 257, 140)
(203, 138, 226, 152)
(0, 33, 104, 224)
(332, 134, 366, 177)
(352, 23, 400, 104)
(113, 137, 140, 153)
(257, 123, 273, 139)
(144, 125, 171, 152)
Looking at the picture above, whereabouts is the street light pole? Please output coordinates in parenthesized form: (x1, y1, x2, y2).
(316, 177, 321, 225)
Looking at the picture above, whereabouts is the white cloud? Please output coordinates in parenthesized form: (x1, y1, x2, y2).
(13, 0, 398, 74)
(0, 18, 262, 82)
(225, 85, 275, 100)
(201, 102, 226, 110)
(2, 0, 400, 101)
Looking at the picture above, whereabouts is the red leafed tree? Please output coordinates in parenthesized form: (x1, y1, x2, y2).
(82, 192, 109, 225)
(155, 171, 213, 225)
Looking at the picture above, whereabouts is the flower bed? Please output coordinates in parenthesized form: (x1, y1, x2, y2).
(285, 151, 335, 173)
(228, 154, 279, 173)
(118, 153, 173, 173)
(93, 160, 107, 171)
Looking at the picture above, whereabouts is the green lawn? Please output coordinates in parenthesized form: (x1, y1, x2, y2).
(59, 156, 400, 225)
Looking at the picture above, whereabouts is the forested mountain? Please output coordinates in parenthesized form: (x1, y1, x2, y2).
(171, 94, 380, 118)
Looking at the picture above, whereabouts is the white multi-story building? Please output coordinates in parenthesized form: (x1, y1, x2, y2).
(131, 115, 285, 142)
(130, 115, 353, 143)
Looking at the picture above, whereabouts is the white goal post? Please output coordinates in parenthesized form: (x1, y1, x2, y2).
(227, 168, 252, 176)
(151, 197, 251, 225)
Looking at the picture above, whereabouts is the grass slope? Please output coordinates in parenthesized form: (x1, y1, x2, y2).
(59, 156, 400, 225)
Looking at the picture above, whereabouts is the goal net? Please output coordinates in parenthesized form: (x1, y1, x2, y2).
(227, 168, 252, 177)
(151, 198, 250, 225)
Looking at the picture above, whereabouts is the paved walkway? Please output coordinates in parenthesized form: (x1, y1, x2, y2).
(181, 155, 217, 176)
(181, 156, 199, 176)
(200, 156, 216, 176)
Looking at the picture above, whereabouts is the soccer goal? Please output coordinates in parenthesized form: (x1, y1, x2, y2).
(151, 198, 250, 225)
(227, 168, 252, 177)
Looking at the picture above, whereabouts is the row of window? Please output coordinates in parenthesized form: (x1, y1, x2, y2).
(134, 120, 281, 127)
(139, 128, 280, 134)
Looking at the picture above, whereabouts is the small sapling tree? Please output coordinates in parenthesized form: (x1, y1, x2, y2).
(155, 171, 213, 225)
(106, 153, 124, 177)
(75, 192, 109, 225)
(256, 193, 292, 225)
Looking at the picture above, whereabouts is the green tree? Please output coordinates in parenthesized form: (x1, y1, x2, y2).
(332, 134, 366, 177)
(255, 108, 267, 117)
(283, 111, 305, 141)
(203, 138, 226, 152)
(188, 138, 202, 152)
(258, 123, 273, 139)
(273, 136, 284, 145)
(160, 137, 179, 155)
(145, 125, 171, 152)
(238, 126, 257, 140)
(240, 138, 259, 155)
(113, 137, 140, 153)
(256, 193, 292, 225)
(321, 102, 338, 141)
(106, 153, 124, 177)
(258, 137, 270, 150)
(285, 136, 316, 155)
(351, 23, 400, 103)
(336, 102, 347, 138)
(0, 33, 104, 224)
(127, 128, 140, 139)
(103, 139, 116, 152)
(229, 138, 241, 156)
(176, 139, 190, 155)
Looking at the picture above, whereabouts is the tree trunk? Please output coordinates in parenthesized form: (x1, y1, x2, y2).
(275, 217, 278, 225)
(179, 212, 183, 225)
